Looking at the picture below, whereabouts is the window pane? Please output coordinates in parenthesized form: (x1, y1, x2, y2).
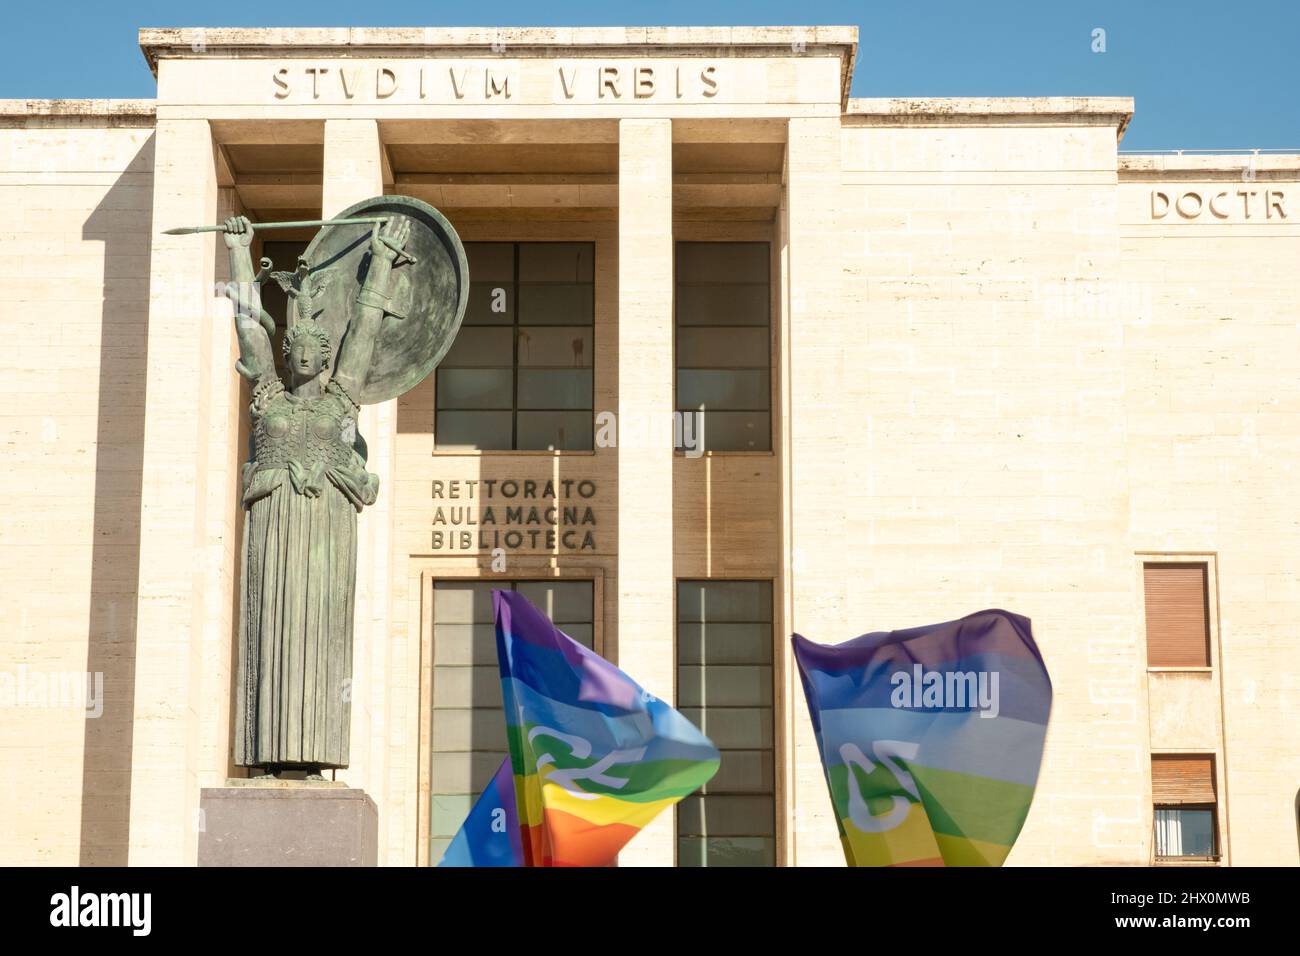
(462, 282, 514, 325)
(678, 665, 773, 708)
(435, 411, 512, 449)
(678, 837, 775, 867)
(519, 284, 594, 325)
(517, 327, 593, 367)
(431, 582, 498, 622)
(689, 411, 771, 452)
(432, 623, 498, 665)
(678, 327, 768, 368)
(436, 369, 512, 409)
(432, 665, 502, 710)
(676, 284, 770, 326)
(679, 707, 773, 749)
(440, 327, 513, 367)
(678, 795, 775, 837)
(516, 411, 594, 451)
(678, 581, 773, 622)
(704, 750, 775, 794)
(513, 581, 594, 628)
(465, 242, 514, 281)
(517, 369, 592, 410)
(678, 370, 770, 410)
(518, 242, 594, 282)
(431, 708, 507, 751)
(676, 242, 769, 283)
(677, 623, 773, 665)
(1155, 807, 1216, 858)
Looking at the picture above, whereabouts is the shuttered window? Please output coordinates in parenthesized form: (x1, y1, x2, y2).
(1143, 563, 1211, 667)
(676, 580, 776, 866)
(1151, 754, 1216, 805)
(428, 580, 594, 865)
(1152, 755, 1219, 860)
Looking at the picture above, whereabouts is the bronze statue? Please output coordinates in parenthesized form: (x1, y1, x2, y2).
(211, 197, 467, 777)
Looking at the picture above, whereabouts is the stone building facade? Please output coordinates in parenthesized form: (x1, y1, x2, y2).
(0, 26, 1296, 866)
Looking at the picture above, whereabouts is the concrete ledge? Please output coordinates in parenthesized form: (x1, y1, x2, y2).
(1119, 152, 1300, 179)
(846, 97, 1135, 139)
(198, 785, 378, 867)
(0, 99, 156, 127)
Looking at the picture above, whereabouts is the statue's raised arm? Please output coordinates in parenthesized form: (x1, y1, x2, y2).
(221, 216, 276, 382)
(332, 217, 412, 397)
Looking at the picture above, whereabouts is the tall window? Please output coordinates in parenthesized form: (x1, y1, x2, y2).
(436, 242, 594, 450)
(676, 580, 776, 866)
(427, 580, 594, 865)
(1152, 755, 1219, 861)
(1143, 563, 1211, 667)
(674, 242, 771, 452)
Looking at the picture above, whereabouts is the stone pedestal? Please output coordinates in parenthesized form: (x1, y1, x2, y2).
(198, 779, 378, 866)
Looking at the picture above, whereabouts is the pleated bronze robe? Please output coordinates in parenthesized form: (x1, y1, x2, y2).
(234, 377, 378, 769)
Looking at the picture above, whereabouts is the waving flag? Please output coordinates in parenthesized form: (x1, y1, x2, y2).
(494, 589, 720, 867)
(438, 757, 524, 868)
(792, 610, 1051, 867)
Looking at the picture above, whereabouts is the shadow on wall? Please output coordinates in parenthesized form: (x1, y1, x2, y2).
(79, 134, 155, 866)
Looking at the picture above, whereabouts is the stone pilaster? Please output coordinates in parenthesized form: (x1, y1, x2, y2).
(615, 118, 675, 866)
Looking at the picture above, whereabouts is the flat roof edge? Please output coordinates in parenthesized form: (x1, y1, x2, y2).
(0, 99, 157, 123)
(1119, 153, 1300, 175)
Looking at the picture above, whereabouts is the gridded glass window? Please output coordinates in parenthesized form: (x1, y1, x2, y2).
(676, 580, 775, 866)
(1152, 754, 1219, 861)
(428, 580, 594, 865)
(436, 242, 594, 451)
(675, 242, 771, 452)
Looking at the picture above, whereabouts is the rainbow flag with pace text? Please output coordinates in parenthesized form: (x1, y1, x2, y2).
(495, 589, 720, 866)
(438, 757, 524, 867)
(792, 610, 1051, 867)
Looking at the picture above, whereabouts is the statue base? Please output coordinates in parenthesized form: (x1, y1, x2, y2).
(198, 779, 378, 867)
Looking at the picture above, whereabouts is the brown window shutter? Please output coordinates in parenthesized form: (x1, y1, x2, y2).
(1143, 563, 1211, 667)
(1152, 755, 1216, 805)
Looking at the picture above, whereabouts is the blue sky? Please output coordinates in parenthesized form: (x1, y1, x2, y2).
(4, 0, 1297, 150)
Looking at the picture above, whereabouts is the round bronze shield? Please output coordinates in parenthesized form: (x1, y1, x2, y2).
(302, 195, 468, 404)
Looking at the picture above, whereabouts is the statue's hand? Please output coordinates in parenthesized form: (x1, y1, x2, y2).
(368, 217, 411, 266)
(223, 216, 254, 249)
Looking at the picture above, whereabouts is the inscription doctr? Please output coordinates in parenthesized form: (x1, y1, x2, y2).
(431, 478, 600, 553)
(272, 62, 719, 102)
(1151, 188, 1288, 221)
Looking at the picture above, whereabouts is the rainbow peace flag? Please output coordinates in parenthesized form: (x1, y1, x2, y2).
(438, 757, 524, 867)
(494, 589, 720, 866)
(792, 610, 1052, 867)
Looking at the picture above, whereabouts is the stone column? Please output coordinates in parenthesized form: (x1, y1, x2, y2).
(320, 120, 392, 812)
(782, 117, 847, 866)
(128, 119, 223, 864)
(615, 118, 675, 866)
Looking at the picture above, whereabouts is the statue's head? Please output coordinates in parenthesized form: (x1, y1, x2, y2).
(283, 321, 331, 381)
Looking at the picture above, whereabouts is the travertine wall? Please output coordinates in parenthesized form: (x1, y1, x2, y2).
(816, 104, 1146, 865)
(1119, 160, 1300, 865)
(0, 107, 155, 864)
